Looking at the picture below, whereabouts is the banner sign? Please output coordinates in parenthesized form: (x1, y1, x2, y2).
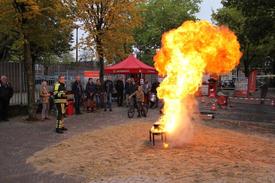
(83, 71, 99, 78)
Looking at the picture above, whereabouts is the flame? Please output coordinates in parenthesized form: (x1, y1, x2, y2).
(154, 20, 242, 146)
(163, 143, 169, 149)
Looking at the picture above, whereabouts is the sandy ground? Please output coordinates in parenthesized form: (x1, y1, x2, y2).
(27, 119, 275, 183)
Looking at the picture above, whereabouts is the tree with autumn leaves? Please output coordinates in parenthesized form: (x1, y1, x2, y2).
(76, 0, 144, 83)
(0, 0, 74, 119)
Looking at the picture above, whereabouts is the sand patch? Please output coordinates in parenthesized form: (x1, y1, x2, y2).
(27, 122, 275, 182)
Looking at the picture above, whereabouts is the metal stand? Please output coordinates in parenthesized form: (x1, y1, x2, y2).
(149, 130, 167, 145)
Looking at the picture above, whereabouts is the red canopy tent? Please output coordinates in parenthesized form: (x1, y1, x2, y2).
(104, 55, 157, 74)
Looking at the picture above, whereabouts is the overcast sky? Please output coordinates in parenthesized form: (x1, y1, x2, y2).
(196, 0, 222, 22)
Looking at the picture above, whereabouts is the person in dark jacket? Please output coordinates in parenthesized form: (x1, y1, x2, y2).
(85, 78, 96, 100)
(95, 79, 103, 108)
(131, 77, 137, 92)
(143, 80, 151, 105)
(0, 75, 13, 121)
(125, 78, 136, 107)
(260, 80, 269, 104)
(72, 75, 84, 114)
(104, 77, 114, 111)
(85, 78, 96, 112)
(150, 80, 159, 108)
(125, 78, 131, 107)
(115, 77, 124, 106)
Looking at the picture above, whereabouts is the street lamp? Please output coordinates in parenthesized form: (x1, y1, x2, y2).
(72, 24, 81, 75)
(75, 24, 80, 63)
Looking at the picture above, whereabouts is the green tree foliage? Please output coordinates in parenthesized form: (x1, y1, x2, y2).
(0, 0, 74, 119)
(134, 0, 201, 65)
(223, 0, 275, 43)
(0, 33, 23, 62)
(212, 0, 275, 76)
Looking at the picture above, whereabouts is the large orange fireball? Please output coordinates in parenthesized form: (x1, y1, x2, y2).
(154, 20, 242, 146)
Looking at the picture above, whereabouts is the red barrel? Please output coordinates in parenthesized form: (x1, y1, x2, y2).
(66, 100, 74, 116)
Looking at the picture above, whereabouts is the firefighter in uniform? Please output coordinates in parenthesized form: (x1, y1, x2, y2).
(54, 75, 68, 134)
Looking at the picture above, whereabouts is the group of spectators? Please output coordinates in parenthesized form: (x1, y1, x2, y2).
(71, 75, 116, 113)
(38, 75, 160, 116)
(0, 74, 160, 129)
(68, 76, 160, 115)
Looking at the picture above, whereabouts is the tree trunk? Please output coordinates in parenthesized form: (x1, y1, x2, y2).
(96, 36, 105, 84)
(44, 65, 49, 75)
(99, 52, 104, 84)
(243, 43, 250, 77)
(244, 59, 249, 77)
(23, 39, 36, 120)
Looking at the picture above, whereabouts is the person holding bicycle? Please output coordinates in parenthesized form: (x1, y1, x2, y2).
(129, 85, 145, 118)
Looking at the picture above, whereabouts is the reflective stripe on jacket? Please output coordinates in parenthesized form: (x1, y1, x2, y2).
(54, 82, 67, 103)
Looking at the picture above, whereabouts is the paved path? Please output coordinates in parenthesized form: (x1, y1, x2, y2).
(0, 102, 274, 183)
(0, 106, 156, 183)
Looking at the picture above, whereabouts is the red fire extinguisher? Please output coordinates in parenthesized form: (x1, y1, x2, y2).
(208, 78, 217, 98)
(66, 100, 74, 116)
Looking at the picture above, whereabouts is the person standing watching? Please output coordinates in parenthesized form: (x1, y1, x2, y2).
(54, 75, 67, 134)
(260, 80, 269, 104)
(104, 76, 114, 111)
(95, 79, 103, 108)
(125, 78, 131, 107)
(85, 78, 96, 100)
(85, 78, 96, 112)
(0, 75, 13, 121)
(115, 77, 124, 107)
(143, 80, 151, 105)
(130, 78, 137, 93)
(150, 80, 159, 108)
(40, 81, 51, 121)
(72, 75, 84, 114)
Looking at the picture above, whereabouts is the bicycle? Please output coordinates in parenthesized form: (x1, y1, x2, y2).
(127, 97, 148, 118)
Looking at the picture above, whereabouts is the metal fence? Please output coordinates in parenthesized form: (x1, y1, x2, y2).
(0, 62, 30, 105)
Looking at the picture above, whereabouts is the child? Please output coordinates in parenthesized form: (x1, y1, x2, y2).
(129, 85, 145, 117)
